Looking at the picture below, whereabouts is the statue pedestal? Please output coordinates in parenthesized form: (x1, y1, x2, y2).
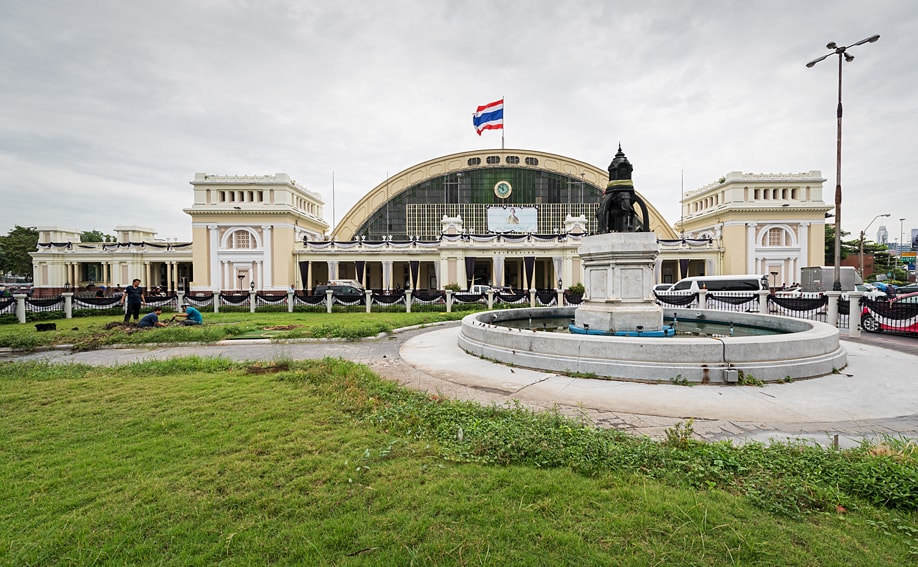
(573, 232, 664, 334)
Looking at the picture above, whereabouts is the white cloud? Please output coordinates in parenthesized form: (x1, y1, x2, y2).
(1, 0, 916, 245)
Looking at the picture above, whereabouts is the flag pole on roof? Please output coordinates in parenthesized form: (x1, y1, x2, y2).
(472, 97, 504, 148)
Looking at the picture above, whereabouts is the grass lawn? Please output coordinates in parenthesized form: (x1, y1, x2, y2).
(2, 357, 917, 565)
(0, 310, 471, 352)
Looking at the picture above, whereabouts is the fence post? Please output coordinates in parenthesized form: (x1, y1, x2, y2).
(287, 289, 295, 313)
(177, 291, 185, 308)
(698, 289, 707, 309)
(847, 291, 864, 337)
(249, 290, 257, 313)
(825, 291, 841, 328)
(486, 289, 494, 310)
(405, 290, 412, 313)
(529, 289, 537, 308)
(557, 288, 565, 307)
(758, 290, 770, 314)
(13, 293, 26, 324)
(213, 291, 220, 313)
(326, 289, 334, 314)
(365, 290, 373, 313)
(62, 292, 74, 319)
(445, 290, 452, 313)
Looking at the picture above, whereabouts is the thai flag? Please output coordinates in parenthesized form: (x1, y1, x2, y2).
(472, 99, 504, 135)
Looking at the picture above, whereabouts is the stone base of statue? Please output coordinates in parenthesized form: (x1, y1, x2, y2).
(572, 231, 669, 336)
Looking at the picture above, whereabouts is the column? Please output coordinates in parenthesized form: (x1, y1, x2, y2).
(63, 292, 74, 319)
(209, 224, 220, 290)
(262, 225, 273, 288)
(798, 222, 809, 280)
(758, 289, 770, 314)
(848, 291, 864, 337)
(825, 291, 841, 328)
(14, 294, 26, 324)
(145, 262, 152, 288)
(746, 223, 756, 274)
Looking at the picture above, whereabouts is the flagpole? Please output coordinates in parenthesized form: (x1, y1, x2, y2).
(501, 94, 505, 150)
(331, 170, 335, 239)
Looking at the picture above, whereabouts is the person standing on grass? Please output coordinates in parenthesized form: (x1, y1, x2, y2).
(121, 279, 145, 323)
(138, 307, 166, 328)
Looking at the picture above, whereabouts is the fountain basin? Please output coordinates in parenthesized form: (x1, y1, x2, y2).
(458, 306, 846, 383)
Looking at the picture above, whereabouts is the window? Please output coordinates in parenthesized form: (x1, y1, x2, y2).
(486, 156, 500, 164)
(505, 156, 519, 164)
(768, 227, 784, 246)
(467, 157, 481, 166)
(233, 231, 252, 249)
(525, 157, 539, 166)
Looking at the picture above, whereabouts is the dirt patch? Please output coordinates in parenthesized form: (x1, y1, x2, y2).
(263, 325, 301, 331)
(245, 362, 292, 374)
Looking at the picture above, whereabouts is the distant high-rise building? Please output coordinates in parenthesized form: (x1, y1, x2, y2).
(877, 225, 888, 245)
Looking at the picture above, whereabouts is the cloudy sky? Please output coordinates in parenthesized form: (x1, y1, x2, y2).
(2, 0, 916, 247)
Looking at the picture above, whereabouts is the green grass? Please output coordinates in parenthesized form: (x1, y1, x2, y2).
(0, 311, 470, 351)
(2, 358, 917, 565)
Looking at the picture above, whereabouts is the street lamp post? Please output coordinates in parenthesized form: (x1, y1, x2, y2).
(806, 34, 880, 291)
(859, 213, 890, 278)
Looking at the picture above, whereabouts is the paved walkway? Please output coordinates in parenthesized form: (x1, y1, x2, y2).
(7, 324, 918, 447)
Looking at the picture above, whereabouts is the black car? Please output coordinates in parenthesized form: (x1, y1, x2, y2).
(314, 284, 364, 296)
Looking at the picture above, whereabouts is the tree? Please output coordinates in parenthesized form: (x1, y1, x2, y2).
(0, 226, 39, 278)
(824, 225, 858, 265)
(80, 230, 115, 243)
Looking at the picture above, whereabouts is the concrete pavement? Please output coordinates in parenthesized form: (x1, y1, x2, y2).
(6, 323, 918, 447)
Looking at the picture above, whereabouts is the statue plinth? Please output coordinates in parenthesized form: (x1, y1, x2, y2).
(573, 232, 664, 333)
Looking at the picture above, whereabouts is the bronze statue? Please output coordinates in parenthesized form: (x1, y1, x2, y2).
(596, 145, 650, 233)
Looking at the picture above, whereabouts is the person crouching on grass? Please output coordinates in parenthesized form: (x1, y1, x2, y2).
(138, 307, 167, 328)
(172, 303, 203, 326)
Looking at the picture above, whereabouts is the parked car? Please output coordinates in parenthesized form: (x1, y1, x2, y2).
(861, 291, 918, 334)
(314, 284, 364, 296)
(857, 283, 888, 300)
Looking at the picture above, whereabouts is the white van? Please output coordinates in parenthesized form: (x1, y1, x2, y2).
(668, 275, 769, 293)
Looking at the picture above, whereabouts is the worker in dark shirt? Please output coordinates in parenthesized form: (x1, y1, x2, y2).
(138, 307, 166, 328)
(120, 279, 146, 323)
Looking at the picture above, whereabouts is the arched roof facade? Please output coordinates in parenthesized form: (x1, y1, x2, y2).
(332, 148, 677, 241)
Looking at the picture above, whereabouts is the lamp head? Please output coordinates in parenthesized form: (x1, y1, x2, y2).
(826, 41, 837, 49)
(867, 34, 880, 43)
(844, 53, 855, 62)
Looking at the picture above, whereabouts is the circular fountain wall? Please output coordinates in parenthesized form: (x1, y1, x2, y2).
(458, 307, 847, 383)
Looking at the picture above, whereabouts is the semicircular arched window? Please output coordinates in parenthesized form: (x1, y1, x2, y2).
(232, 230, 254, 249)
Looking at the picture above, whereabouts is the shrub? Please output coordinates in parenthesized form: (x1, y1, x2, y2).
(567, 282, 585, 297)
